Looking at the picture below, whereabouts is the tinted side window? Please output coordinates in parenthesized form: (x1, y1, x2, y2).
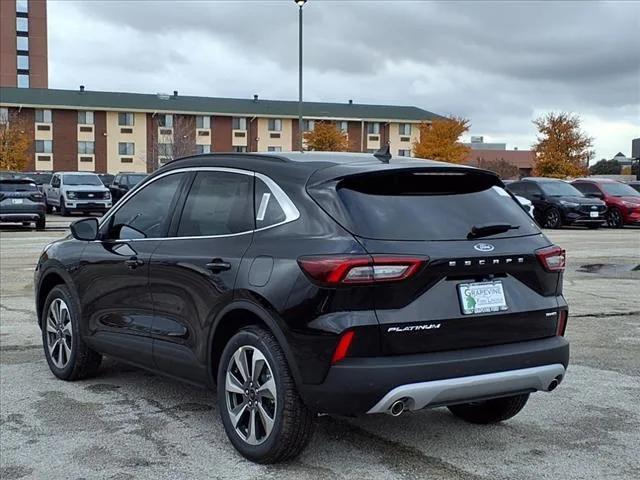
(52, 175, 60, 188)
(255, 178, 286, 228)
(506, 182, 525, 196)
(108, 173, 184, 239)
(177, 171, 253, 237)
(574, 182, 599, 195)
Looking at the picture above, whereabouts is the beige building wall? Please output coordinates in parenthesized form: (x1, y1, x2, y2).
(388, 121, 421, 155)
(105, 111, 147, 173)
(257, 118, 292, 151)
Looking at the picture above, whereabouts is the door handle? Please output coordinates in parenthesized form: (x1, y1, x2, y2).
(125, 257, 144, 269)
(206, 259, 231, 272)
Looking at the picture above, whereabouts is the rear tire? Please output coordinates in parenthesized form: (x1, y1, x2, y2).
(543, 207, 562, 229)
(217, 325, 315, 464)
(41, 285, 102, 380)
(607, 208, 624, 228)
(448, 393, 529, 424)
(36, 216, 46, 230)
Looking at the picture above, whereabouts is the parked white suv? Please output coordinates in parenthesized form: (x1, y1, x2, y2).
(44, 172, 112, 216)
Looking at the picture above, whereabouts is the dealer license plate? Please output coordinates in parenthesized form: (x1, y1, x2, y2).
(11, 199, 23, 204)
(458, 281, 508, 315)
(590, 212, 599, 218)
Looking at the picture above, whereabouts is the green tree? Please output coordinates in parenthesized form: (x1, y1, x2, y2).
(589, 159, 621, 175)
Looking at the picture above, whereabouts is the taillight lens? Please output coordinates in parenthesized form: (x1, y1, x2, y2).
(556, 310, 568, 336)
(29, 193, 44, 202)
(536, 245, 566, 272)
(297, 255, 427, 286)
(331, 330, 355, 364)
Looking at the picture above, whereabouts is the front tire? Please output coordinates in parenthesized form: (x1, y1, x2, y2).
(448, 393, 529, 424)
(42, 285, 102, 380)
(543, 207, 562, 229)
(59, 198, 69, 216)
(217, 325, 315, 464)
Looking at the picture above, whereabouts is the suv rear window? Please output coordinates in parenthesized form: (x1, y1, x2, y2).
(316, 171, 539, 241)
(0, 180, 38, 192)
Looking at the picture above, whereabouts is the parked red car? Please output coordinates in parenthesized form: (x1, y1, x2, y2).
(572, 178, 640, 228)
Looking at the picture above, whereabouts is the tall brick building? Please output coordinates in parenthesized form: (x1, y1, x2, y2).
(0, 87, 441, 173)
(0, 0, 48, 88)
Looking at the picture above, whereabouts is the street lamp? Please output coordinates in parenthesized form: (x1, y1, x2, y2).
(295, 0, 307, 152)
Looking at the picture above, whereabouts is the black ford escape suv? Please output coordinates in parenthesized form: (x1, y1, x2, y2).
(506, 177, 607, 228)
(35, 152, 569, 463)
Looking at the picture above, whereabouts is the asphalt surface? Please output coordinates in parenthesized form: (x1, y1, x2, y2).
(1, 215, 639, 480)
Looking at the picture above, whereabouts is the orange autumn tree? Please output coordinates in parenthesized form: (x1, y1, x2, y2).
(0, 112, 30, 171)
(532, 112, 592, 178)
(412, 116, 470, 163)
(303, 121, 348, 151)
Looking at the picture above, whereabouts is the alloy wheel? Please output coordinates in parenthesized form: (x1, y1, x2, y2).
(225, 345, 277, 445)
(45, 298, 73, 369)
(545, 209, 560, 228)
(607, 209, 623, 228)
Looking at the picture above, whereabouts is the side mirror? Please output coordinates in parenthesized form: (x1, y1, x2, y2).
(587, 192, 603, 199)
(70, 218, 98, 241)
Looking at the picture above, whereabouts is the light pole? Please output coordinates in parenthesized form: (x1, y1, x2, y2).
(295, 0, 306, 152)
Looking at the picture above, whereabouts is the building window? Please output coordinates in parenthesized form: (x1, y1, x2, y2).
(16, 36, 29, 52)
(399, 123, 412, 136)
(268, 118, 282, 132)
(16, 55, 29, 70)
(118, 112, 134, 126)
(35, 140, 53, 153)
(17, 74, 29, 88)
(118, 142, 135, 155)
(233, 146, 247, 153)
(398, 149, 411, 157)
(367, 122, 380, 135)
(16, 0, 28, 13)
(78, 111, 94, 125)
(232, 117, 247, 130)
(337, 121, 348, 133)
(0, 108, 9, 124)
(158, 114, 173, 128)
(195, 145, 211, 154)
(16, 17, 28, 33)
(35, 109, 52, 123)
(196, 116, 210, 129)
(267, 146, 282, 152)
(158, 143, 172, 157)
(78, 141, 95, 154)
(302, 119, 315, 132)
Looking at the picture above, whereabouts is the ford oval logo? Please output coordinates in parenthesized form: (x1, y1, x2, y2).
(474, 243, 495, 252)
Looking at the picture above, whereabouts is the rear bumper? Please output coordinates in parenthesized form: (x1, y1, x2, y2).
(299, 336, 569, 415)
(0, 205, 46, 222)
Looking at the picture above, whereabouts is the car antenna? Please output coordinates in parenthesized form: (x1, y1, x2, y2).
(373, 144, 391, 164)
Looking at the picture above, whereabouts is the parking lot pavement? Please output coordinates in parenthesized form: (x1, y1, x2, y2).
(1, 226, 638, 480)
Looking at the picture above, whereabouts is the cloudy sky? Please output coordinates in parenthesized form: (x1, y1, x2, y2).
(48, 0, 639, 160)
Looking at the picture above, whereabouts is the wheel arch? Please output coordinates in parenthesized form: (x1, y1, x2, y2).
(36, 266, 76, 327)
(207, 300, 302, 391)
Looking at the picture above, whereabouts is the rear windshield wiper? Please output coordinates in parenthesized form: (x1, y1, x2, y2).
(468, 223, 519, 239)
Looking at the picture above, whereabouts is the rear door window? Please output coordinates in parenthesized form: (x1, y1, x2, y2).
(177, 171, 254, 237)
(315, 170, 539, 241)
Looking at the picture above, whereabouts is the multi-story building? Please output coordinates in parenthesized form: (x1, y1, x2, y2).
(0, 0, 48, 88)
(0, 87, 440, 173)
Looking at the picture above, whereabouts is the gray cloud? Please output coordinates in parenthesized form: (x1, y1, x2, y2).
(49, 0, 640, 158)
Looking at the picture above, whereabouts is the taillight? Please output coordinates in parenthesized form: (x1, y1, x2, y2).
(297, 255, 427, 286)
(331, 330, 355, 364)
(29, 193, 44, 202)
(556, 310, 568, 336)
(536, 245, 566, 272)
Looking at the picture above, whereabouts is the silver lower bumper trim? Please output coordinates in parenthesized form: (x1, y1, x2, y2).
(367, 363, 566, 414)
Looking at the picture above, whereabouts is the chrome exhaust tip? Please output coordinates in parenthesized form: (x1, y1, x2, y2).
(547, 377, 560, 391)
(389, 399, 405, 416)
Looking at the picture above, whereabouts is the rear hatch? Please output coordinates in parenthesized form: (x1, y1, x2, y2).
(308, 164, 563, 355)
(0, 180, 44, 207)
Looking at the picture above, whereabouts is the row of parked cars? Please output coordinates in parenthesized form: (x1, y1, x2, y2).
(0, 170, 147, 230)
(505, 177, 640, 229)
